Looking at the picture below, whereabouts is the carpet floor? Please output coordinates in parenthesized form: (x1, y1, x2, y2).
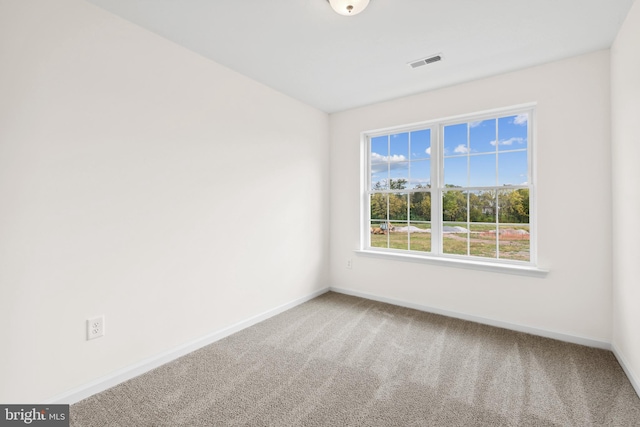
(71, 292, 640, 426)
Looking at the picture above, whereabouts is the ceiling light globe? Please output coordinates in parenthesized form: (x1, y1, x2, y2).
(328, 0, 370, 16)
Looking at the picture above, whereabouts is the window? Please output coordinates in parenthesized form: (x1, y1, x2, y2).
(363, 105, 535, 267)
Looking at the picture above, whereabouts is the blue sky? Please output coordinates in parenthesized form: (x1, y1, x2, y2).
(371, 114, 528, 189)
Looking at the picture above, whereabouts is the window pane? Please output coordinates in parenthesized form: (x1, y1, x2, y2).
(371, 136, 388, 162)
(387, 192, 408, 251)
(388, 193, 408, 222)
(371, 163, 389, 190)
(444, 156, 467, 187)
(468, 190, 497, 259)
(408, 191, 431, 252)
(498, 224, 530, 261)
(370, 194, 388, 221)
(410, 160, 430, 189)
(409, 192, 431, 222)
(498, 151, 528, 186)
(469, 119, 496, 154)
(498, 189, 529, 224)
(389, 225, 409, 250)
(469, 154, 496, 187)
(443, 221, 468, 255)
(469, 223, 497, 259)
(370, 193, 394, 249)
(370, 220, 389, 248)
(444, 123, 468, 156)
(497, 114, 528, 151)
(389, 162, 409, 187)
(408, 222, 431, 252)
(442, 190, 467, 222)
(410, 129, 431, 160)
(469, 190, 496, 223)
(390, 132, 409, 161)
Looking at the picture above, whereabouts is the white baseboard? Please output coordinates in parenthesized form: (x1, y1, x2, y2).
(329, 286, 611, 350)
(611, 344, 640, 399)
(48, 287, 330, 405)
(49, 286, 631, 404)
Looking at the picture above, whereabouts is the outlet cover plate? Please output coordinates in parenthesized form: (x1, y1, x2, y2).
(87, 315, 105, 340)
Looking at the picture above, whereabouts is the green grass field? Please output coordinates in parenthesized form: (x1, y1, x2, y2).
(370, 222, 530, 261)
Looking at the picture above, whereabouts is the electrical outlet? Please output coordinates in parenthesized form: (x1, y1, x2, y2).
(346, 259, 352, 269)
(87, 315, 105, 340)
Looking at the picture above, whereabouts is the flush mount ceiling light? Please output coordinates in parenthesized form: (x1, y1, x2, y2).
(327, 0, 370, 16)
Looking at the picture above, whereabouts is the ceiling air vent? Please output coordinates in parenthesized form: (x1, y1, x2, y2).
(408, 54, 443, 69)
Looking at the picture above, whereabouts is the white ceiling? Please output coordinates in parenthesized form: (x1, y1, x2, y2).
(86, 0, 635, 113)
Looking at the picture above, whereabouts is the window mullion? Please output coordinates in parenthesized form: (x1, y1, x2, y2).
(407, 132, 412, 251)
(363, 135, 371, 250)
(386, 136, 390, 248)
(431, 125, 443, 255)
(466, 124, 471, 257)
(528, 109, 536, 265)
(495, 118, 500, 259)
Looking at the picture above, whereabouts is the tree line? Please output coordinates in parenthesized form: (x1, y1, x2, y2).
(371, 179, 529, 224)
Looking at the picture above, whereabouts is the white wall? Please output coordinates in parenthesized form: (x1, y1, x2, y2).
(0, 0, 329, 403)
(612, 0, 640, 393)
(330, 51, 612, 344)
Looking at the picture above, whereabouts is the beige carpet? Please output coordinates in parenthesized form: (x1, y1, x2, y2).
(71, 292, 640, 426)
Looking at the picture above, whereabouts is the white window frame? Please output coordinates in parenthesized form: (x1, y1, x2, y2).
(358, 103, 547, 277)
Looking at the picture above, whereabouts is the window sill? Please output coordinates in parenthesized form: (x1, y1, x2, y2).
(354, 249, 549, 278)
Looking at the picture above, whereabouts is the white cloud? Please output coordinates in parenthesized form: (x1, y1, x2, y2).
(489, 137, 525, 146)
(371, 163, 387, 174)
(371, 152, 407, 162)
(454, 144, 469, 154)
(469, 120, 483, 128)
(513, 114, 528, 125)
(371, 152, 384, 162)
(425, 147, 431, 155)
